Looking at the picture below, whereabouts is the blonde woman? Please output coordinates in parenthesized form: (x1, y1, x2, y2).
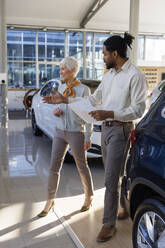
(38, 57, 94, 217)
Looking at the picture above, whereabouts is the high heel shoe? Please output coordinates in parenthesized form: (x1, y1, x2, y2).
(37, 201, 55, 218)
(80, 202, 92, 212)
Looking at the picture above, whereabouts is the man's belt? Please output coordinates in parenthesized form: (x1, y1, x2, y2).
(103, 121, 132, 127)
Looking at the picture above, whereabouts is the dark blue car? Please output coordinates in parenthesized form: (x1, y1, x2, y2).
(123, 88, 165, 247)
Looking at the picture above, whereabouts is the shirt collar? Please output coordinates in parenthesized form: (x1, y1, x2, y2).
(110, 59, 131, 73)
(121, 59, 131, 72)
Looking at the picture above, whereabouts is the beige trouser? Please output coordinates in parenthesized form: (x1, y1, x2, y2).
(48, 128, 94, 200)
(101, 122, 134, 226)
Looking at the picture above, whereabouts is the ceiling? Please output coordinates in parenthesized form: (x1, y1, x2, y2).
(6, 0, 165, 34)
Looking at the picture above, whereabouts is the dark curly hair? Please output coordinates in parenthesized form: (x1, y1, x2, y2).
(103, 32, 135, 58)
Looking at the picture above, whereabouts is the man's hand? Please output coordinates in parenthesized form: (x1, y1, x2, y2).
(53, 107, 63, 117)
(84, 141, 91, 151)
(42, 90, 68, 104)
(88, 110, 114, 121)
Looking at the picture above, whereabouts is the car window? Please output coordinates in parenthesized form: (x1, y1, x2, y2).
(158, 80, 165, 92)
(40, 80, 60, 97)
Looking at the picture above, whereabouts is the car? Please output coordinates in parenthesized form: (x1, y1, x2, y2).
(31, 79, 102, 160)
(123, 84, 165, 247)
(149, 79, 165, 106)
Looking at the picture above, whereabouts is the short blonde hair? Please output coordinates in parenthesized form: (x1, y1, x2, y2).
(60, 57, 79, 75)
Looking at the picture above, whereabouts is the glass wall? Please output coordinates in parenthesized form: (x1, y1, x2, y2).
(7, 29, 163, 89)
(38, 31, 65, 84)
(86, 33, 93, 79)
(7, 29, 110, 88)
(23, 31, 36, 61)
(68, 32, 83, 78)
(145, 36, 165, 61)
(8, 62, 23, 88)
(7, 30, 23, 61)
(7, 30, 36, 88)
(137, 35, 145, 60)
(7, 30, 23, 87)
(23, 62, 36, 88)
(86, 33, 109, 80)
(46, 32, 65, 61)
(38, 32, 46, 61)
(39, 64, 60, 87)
(95, 33, 109, 80)
(7, 30, 66, 88)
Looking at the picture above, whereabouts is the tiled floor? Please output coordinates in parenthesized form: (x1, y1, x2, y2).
(0, 119, 76, 248)
(0, 115, 132, 248)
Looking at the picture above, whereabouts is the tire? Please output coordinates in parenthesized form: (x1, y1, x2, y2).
(132, 198, 165, 248)
(31, 112, 43, 136)
(23, 88, 39, 112)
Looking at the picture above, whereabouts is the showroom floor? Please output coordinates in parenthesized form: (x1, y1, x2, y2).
(0, 114, 132, 248)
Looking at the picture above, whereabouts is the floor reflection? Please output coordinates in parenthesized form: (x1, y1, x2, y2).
(2, 118, 104, 199)
(0, 116, 132, 248)
(0, 127, 9, 178)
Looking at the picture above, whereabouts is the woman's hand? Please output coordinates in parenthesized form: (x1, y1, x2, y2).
(53, 107, 63, 117)
(84, 141, 91, 151)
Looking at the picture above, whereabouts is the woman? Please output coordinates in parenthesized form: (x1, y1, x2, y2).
(38, 57, 94, 217)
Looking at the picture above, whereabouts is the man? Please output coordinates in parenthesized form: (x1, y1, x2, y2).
(43, 33, 147, 242)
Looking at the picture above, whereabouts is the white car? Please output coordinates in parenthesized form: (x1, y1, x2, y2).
(31, 79, 102, 159)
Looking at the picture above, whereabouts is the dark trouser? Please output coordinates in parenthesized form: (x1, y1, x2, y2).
(48, 128, 94, 200)
(101, 123, 133, 226)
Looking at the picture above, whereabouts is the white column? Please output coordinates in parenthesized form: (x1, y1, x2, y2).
(65, 31, 69, 57)
(0, 0, 8, 173)
(20, 32, 23, 88)
(36, 32, 39, 88)
(129, 0, 140, 65)
(0, 127, 9, 177)
(0, 0, 6, 73)
(0, 0, 8, 128)
(92, 33, 96, 79)
(83, 32, 86, 79)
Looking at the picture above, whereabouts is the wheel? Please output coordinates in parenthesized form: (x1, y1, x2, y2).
(31, 112, 43, 136)
(132, 198, 165, 248)
(23, 89, 40, 112)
